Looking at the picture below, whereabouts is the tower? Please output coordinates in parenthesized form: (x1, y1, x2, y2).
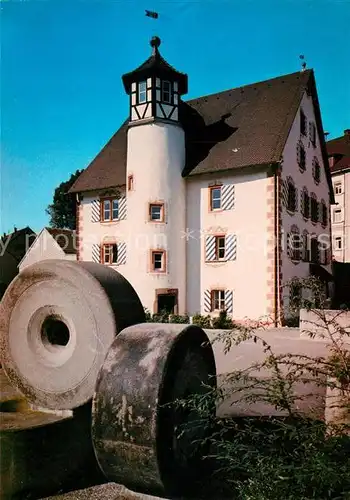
(122, 37, 188, 314)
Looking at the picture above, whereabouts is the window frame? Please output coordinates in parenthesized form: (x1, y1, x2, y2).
(149, 203, 165, 222)
(287, 178, 297, 212)
(215, 235, 226, 260)
(102, 243, 118, 265)
(138, 81, 147, 104)
(334, 182, 343, 195)
(335, 236, 343, 250)
(302, 187, 310, 219)
(209, 186, 222, 211)
(161, 80, 172, 103)
(321, 200, 328, 227)
(313, 157, 321, 184)
(300, 109, 307, 136)
(150, 249, 166, 273)
(310, 193, 318, 223)
(333, 208, 343, 223)
(101, 197, 119, 222)
(310, 122, 316, 147)
(128, 175, 134, 191)
(211, 289, 226, 311)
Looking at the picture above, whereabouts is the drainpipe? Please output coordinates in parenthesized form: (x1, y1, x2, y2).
(273, 163, 281, 327)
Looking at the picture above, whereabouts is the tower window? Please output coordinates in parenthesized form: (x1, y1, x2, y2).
(128, 175, 134, 191)
(335, 237, 343, 250)
(149, 203, 164, 222)
(138, 81, 147, 103)
(151, 250, 166, 272)
(333, 208, 343, 223)
(162, 80, 172, 103)
(210, 186, 222, 210)
(334, 182, 342, 194)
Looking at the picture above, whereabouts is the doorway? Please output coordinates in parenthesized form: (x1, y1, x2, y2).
(157, 294, 176, 314)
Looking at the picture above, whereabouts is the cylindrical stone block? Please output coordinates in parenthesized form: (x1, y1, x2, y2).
(0, 259, 145, 410)
(92, 323, 216, 498)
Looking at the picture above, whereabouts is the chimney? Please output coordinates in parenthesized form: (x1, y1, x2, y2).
(344, 129, 350, 136)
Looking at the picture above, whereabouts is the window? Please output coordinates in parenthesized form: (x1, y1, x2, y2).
(128, 175, 134, 191)
(309, 122, 316, 147)
(297, 141, 306, 171)
(102, 244, 118, 265)
(333, 208, 343, 223)
(161, 80, 172, 103)
(321, 201, 328, 227)
(287, 178, 297, 212)
(302, 230, 310, 262)
(310, 193, 318, 223)
(288, 226, 301, 261)
(149, 203, 164, 222)
(312, 157, 321, 184)
(151, 250, 166, 272)
(290, 281, 302, 310)
(210, 187, 222, 210)
(300, 109, 307, 136)
(138, 81, 147, 103)
(334, 182, 342, 195)
(215, 236, 226, 260)
(101, 198, 119, 221)
(335, 237, 343, 250)
(211, 290, 225, 311)
(301, 187, 310, 218)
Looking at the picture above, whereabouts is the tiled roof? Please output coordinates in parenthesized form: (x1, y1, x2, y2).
(69, 69, 332, 200)
(327, 130, 350, 173)
(46, 228, 77, 255)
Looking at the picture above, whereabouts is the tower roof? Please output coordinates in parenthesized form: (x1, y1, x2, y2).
(122, 37, 188, 95)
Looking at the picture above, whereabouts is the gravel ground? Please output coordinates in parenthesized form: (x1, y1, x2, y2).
(41, 483, 167, 500)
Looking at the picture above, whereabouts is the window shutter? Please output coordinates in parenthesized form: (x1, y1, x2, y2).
(225, 290, 233, 314)
(205, 235, 216, 261)
(287, 233, 291, 258)
(301, 189, 306, 215)
(309, 121, 313, 141)
(294, 187, 298, 212)
(296, 142, 301, 165)
(92, 243, 101, 263)
(119, 196, 127, 220)
(204, 289, 212, 313)
(91, 200, 100, 222)
(117, 242, 126, 265)
(222, 184, 235, 210)
(225, 234, 237, 261)
(281, 179, 288, 207)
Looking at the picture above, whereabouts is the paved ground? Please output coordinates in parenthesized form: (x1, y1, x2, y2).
(41, 483, 167, 500)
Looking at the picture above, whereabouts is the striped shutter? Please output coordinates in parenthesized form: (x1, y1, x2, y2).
(222, 184, 235, 210)
(91, 200, 100, 222)
(92, 244, 101, 263)
(281, 179, 288, 207)
(118, 196, 127, 220)
(225, 234, 237, 260)
(225, 290, 233, 314)
(205, 235, 216, 261)
(204, 289, 212, 313)
(117, 242, 126, 265)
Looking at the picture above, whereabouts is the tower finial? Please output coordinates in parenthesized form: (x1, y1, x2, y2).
(299, 54, 307, 72)
(150, 36, 161, 55)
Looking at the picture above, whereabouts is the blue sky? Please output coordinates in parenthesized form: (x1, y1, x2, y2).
(1, 0, 349, 234)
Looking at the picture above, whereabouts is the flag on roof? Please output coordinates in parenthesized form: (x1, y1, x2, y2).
(145, 10, 159, 18)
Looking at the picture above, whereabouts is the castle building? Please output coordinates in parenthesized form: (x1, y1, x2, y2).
(69, 37, 334, 324)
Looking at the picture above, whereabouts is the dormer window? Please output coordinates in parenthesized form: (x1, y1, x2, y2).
(162, 81, 172, 103)
(138, 81, 147, 103)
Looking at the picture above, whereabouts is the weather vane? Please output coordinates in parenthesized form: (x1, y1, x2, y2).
(299, 54, 307, 72)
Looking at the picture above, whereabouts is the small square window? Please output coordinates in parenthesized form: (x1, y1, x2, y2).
(211, 290, 225, 311)
(149, 203, 164, 222)
(334, 182, 342, 195)
(333, 208, 342, 223)
(335, 237, 343, 250)
(151, 250, 166, 272)
(210, 187, 222, 210)
(103, 244, 118, 265)
(138, 81, 147, 103)
(161, 80, 172, 103)
(215, 236, 226, 260)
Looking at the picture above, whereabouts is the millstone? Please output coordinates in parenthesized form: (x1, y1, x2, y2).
(92, 323, 216, 498)
(0, 259, 145, 410)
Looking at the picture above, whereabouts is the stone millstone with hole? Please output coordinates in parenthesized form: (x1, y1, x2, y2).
(0, 259, 145, 410)
(92, 323, 217, 498)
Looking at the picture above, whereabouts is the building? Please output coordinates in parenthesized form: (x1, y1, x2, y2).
(69, 37, 334, 324)
(0, 226, 36, 299)
(18, 228, 77, 272)
(327, 129, 350, 263)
